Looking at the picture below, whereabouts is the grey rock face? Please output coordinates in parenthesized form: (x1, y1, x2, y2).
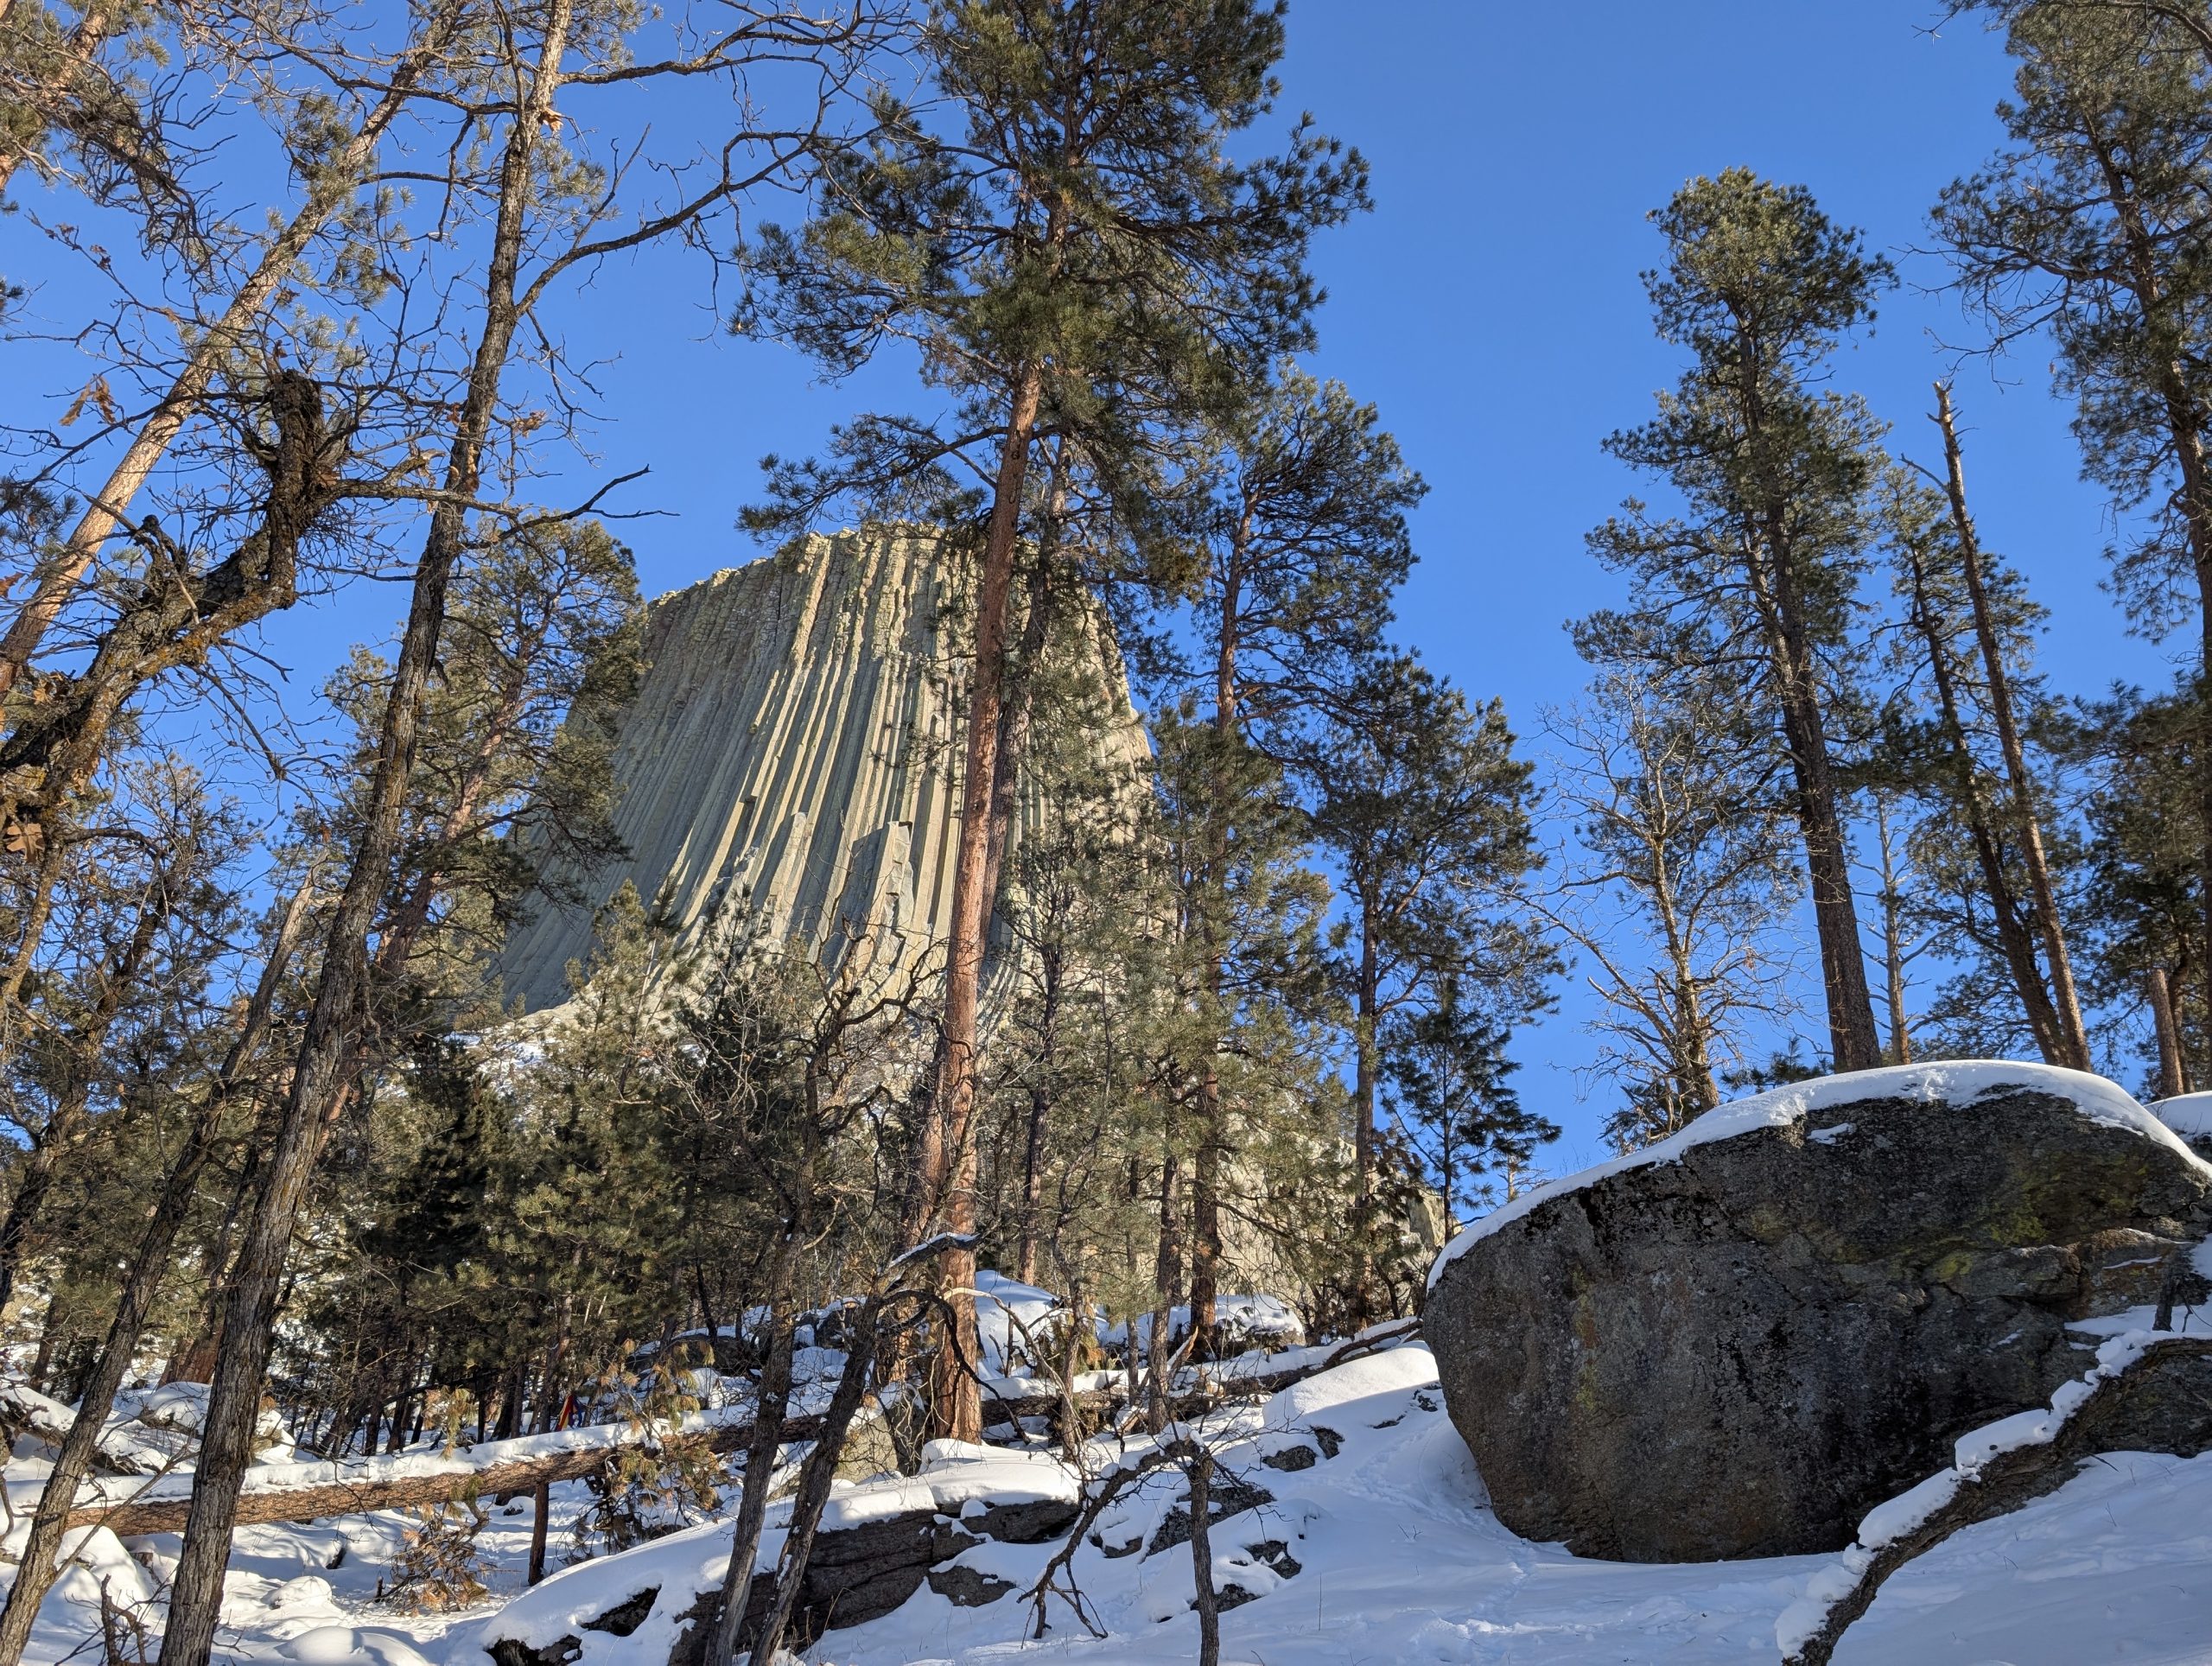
(485, 1480, 1073, 1666)
(927, 1561, 1016, 1606)
(957, 1495, 1079, 1543)
(1424, 1081, 2212, 1563)
(1144, 1476, 1274, 1557)
(495, 528, 1146, 1014)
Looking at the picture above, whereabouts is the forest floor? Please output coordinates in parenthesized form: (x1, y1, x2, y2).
(20, 1336, 2212, 1666)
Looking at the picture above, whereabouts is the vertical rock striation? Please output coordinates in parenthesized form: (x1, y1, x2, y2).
(496, 526, 1144, 1013)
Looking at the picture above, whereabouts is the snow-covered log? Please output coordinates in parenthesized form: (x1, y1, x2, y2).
(61, 1408, 831, 1536)
(0, 1383, 175, 1477)
(52, 1325, 1414, 1539)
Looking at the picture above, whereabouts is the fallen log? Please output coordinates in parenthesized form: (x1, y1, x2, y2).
(63, 1319, 1425, 1538)
(1783, 1333, 2212, 1666)
(64, 1410, 830, 1536)
(0, 1384, 169, 1478)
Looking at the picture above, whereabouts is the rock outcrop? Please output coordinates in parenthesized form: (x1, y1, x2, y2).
(478, 1445, 1088, 1664)
(484, 1506, 975, 1666)
(495, 527, 1146, 1014)
(1779, 1332, 2212, 1666)
(1423, 1063, 2212, 1562)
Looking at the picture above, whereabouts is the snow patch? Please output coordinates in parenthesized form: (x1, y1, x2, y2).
(915, 1440, 1080, 1510)
(1777, 1326, 2193, 1659)
(1432, 1061, 2202, 1289)
(2153, 1090, 2212, 1141)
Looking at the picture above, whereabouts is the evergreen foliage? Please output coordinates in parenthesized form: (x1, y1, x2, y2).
(1586, 169, 1891, 1077)
(16, 10, 2212, 1660)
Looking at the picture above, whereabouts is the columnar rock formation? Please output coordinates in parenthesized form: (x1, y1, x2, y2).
(496, 526, 1144, 1014)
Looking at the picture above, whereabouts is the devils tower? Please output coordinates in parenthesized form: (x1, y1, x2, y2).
(496, 525, 1144, 1012)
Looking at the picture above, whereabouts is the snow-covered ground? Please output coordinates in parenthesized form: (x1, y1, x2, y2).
(14, 1334, 2212, 1665)
(24, 1479, 576, 1666)
(2156, 1091, 2212, 1145)
(12, 1061, 2212, 1666)
(748, 1341, 2212, 1666)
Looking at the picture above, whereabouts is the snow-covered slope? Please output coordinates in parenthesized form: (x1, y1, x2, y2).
(10, 1333, 2212, 1665)
(765, 1340, 2212, 1666)
(2155, 1090, 2212, 1144)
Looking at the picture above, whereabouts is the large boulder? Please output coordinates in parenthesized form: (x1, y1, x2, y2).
(1424, 1063, 2212, 1563)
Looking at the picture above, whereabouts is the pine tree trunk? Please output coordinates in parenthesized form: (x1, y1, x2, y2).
(493, 1362, 524, 1441)
(2150, 966, 2191, 1099)
(165, 1121, 269, 1387)
(1903, 540, 2069, 1061)
(152, 10, 575, 1661)
(924, 357, 1045, 1446)
(707, 1102, 815, 1666)
(705, 1294, 792, 1666)
(1653, 863, 1719, 1118)
(747, 1306, 878, 1666)
(1186, 1446, 1220, 1666)
(975, 442, 1067, 924)
(989, 518, 1066, 1294)
(0, 1141, 60, 1326)
(1873, 796, 1913, 1066)
(1932, 385, 2089, 1069)
(1015, 1000, 1055, 1288)
(1184, 511, 1254, 1357)
(26, 1296, 61, 1392)
(1732, 330, 1879, 1072)
(1187, 1084, 1222, 1359)
(1754, 531, 1881, 1071)
(692, 1261, 718, 1345)
(1147, 1151, 1180, 1435)
(528, 1480, 551, 1586)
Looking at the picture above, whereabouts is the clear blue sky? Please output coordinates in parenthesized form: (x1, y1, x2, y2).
(1263, 2, 2156, 1166)
(517, 2, 2153, 1168)
(5, 1, 2173, 1170)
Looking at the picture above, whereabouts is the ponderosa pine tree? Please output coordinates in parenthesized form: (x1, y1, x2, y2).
(1937, 0, 2212, 1047)
(1924, 386, 2088, 1063)
(1143, 698, 1337, 1358)
(1300, 652, 1547, 1307)
(1382, 973, 1556, 1229)
(741, 0, 1366, 1440)
(977, 598, 1156, 1292)
(1881, 464, 2082, 1064)
(1169, 365, 1420, 1341)
(2076, 683, 2206, 1096)
(1587, 169, 1889, 1072)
